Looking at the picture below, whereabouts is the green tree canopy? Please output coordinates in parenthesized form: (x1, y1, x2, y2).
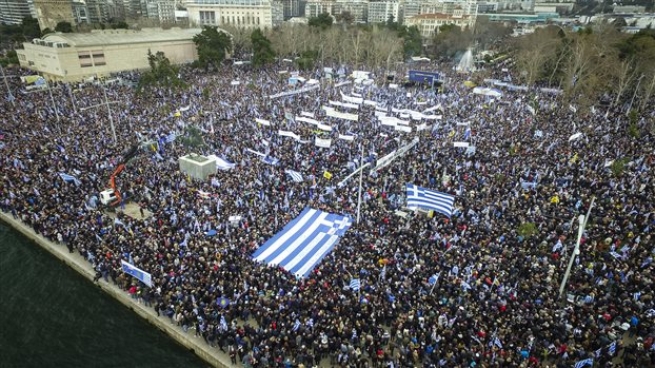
(193, 26, 232, 71)
(137, 50, 186, 94)
(251, 28, 275, 67)
(400, 25, 423, 58)
(308, 13, 333, 30)
(55, 21, 73, 33)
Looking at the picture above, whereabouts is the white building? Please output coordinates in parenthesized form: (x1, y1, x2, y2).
(304, 0, 333, 18)
(144, 0, 176, 22)
(333, 0, 367, 23)
(186, 0, 274, 29)
(406, 10, 476, 38)
(367, 1, 401, 24)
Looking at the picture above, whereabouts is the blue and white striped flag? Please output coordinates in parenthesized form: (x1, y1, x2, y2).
(220, 315, 228, 331)
(292, 319, 301, 331)
(406, 184, 455, 217)
(165, 133, 176, 143)
(463, 127, 471, 140)
(262, 156, 279, 166)
(428, 273, 440, 285)
(252, 207, 352, 277)
(608, 341, 616, 355)
(633, 292, 641, 301)
(350, 278, 361, 291)
(285, 169, 303, 183)
(58, 172, 81, 186)
(574, 358, 593, 368)
(306, 318, 314, 328)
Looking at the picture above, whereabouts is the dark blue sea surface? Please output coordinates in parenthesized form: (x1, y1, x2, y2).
(0, 221, 210, 368)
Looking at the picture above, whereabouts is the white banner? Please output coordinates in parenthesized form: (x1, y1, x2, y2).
(279, 130, 301, 141)
(300, 111, 315, 118)
(340, 92, 363, 105)
(315, 137, 332, 148)
(256, 118, 271, 126)
(121, 260, 153, 287)
(329, 100, 359, 110)
(374, 111, 387, 118)
(269, 84, 320, 99)
(416, 123, 431, 131)
(334, 81, 352, 88)
(395, 125, 412, 133)
(363, 100, 377, 107)
(296, 116, 319, 126)
(317, 123, 332, 132)
(338, 134, 355, 141)
(325, 108, 359, 122)
(454, 142, 470, 148)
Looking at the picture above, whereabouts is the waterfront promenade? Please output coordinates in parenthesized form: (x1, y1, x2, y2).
(0, 211, 233, 368)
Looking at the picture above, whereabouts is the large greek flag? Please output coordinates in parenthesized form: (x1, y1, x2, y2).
(406, 184, 455, 217)
(252, 207, 352, 278)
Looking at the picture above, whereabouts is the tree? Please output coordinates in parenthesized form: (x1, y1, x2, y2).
(400, 25, 423, 58)
(193, 26, 232, 71)
(251, 28, 275, 67)
(137, 50, 186, 94)
(431, 24, 472, 59)
(111, 21, 129, 29)
(55, 21, 73, 33)
(22, 17, 41, 40)
(219, 25, 252, 59)
(335, 11, 354, 25)
(179, 126, 206, 150)
(308, 13, 333, 30)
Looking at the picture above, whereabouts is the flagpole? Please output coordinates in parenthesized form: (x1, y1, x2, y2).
(356, 145, 364, 225)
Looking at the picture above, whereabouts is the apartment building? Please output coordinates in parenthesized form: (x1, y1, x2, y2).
(186, 0, 274, 28)
(367, 0, 401, 24)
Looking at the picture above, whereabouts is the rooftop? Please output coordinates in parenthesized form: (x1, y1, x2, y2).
(39, 28, 206, 47)
(410, 13, 471, 20)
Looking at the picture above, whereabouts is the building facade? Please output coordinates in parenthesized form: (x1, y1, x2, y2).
(333, 0, 367, 23)
(16, 27, 206, 81)
(304, 0, 333, 18)
(367, 1, 401, 24)
(406, 11, 475, 38)
(186, 0, 273, 29)
(32, 0, 76, 30)
(0, 0, 36, 24)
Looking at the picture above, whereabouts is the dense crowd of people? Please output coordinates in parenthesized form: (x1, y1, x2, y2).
(1, 60, 654, 368)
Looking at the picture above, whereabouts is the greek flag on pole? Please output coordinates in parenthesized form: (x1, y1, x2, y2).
(58, 172, 82, 186)
(215, 157, 235, 171)
(293, 319, 301, 331)
(285, 169, 303, 183)
(428, 273, 440, 285)
(120, 260, 153, 287)
(252, 207, 352, 277)
(350, 279, 361, 291)
(574, 358, 593, 368)
(220, 315, 228, 331)
(406, 184, 455, 217)
(608, 341, 617, 355)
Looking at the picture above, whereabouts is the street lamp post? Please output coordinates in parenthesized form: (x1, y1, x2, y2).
(0, 64, 16, 105)
(356, 145, 365, 225)
(81, 82, 121, 144)
(558, 196, 595, 300)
